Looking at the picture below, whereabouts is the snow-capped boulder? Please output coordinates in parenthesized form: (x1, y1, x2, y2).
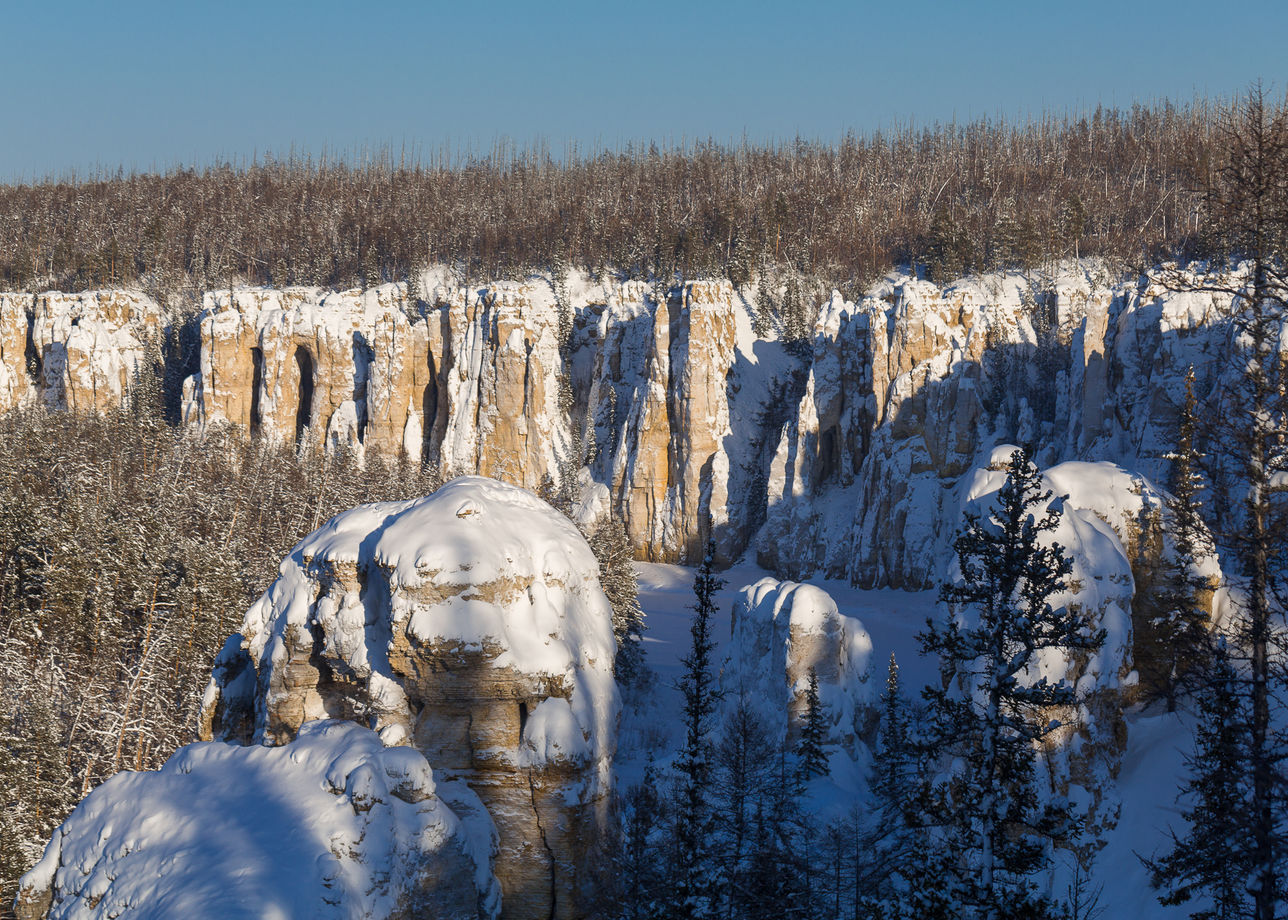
(201, 476, 619, 920)
(725, 578, 874, 749)
(15, 721, 497, 920)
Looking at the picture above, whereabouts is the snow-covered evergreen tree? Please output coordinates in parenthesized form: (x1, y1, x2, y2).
(617, 753, 666, 920)
(917, 447, 1105, 920)
(713, 699, 777, 920)
(796, 667, 829, 781)
(1149, 639, 1253, 920)
(842, 652, 925, 917)
(670, 541, 725, 918)
(1144, 366, 1217, 711)
(587, 515, 648, 687)
(876, 652, 914, 808)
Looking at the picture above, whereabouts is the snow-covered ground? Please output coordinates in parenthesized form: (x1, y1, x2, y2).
(630, 559, 1197, 913)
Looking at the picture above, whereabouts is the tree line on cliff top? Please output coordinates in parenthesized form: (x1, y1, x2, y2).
(0, 99, 1239, 296)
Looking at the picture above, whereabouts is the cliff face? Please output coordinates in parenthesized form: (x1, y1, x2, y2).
(581, 279, 737, 561)
(756, 269, 1235, 588)
(0, 290, 159, 416)
(0, 265, 1242, 585)
(185, 281, 570, 488)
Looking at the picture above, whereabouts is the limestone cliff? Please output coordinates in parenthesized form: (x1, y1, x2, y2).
(201, 477, 619, 920)
(581, 279, 737, 562)
(0, 289, 159, 416)
(183, 281, 570, 490)
(0, 265, 1246, 589)
(756, 268, 1237, 589)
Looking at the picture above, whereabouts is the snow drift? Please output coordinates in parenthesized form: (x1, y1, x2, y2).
(15, 721, 498, 920)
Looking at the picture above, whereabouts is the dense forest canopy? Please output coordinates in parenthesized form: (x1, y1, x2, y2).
(0, 101, 1228, 295)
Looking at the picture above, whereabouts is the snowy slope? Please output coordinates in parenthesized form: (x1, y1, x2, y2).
(624, 441, 1215, 913)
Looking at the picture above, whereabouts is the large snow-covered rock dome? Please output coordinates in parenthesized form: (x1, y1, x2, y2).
(200, 476, 619, 920)
(18, 478, 620, 920)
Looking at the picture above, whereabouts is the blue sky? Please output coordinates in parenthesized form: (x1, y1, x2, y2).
(1, 0, 1284, 180)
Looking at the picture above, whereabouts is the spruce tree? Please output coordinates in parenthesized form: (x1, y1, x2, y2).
(876, 653, 914, 808)
(671, 541, 725, 918)
(796, 667, 830, 781)
(619, 754, 665, 920)
(714, 699, 776, 920)
(1144, 367, 1216, 711)
(853, 653, 923, 916)
(917, 447, 1105, 920)
(587, 515, 648, 687)
(1149, 639, 1253, 920)
(745, 740, 811, 920)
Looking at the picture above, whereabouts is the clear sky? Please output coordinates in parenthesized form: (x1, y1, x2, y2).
(1, 0, 1285, 181)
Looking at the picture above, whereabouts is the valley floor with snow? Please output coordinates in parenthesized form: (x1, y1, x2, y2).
(630, 560, 1194, 915)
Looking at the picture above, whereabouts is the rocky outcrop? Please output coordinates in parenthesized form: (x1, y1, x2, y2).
(183, 276, 739, 564)
(0, 293, 33, 415)
(15, 721, 498, 920)
(757, 268, 1237, 588)
(184, 282, 570, 489)
(201, 477, 619, 920)
(724, 578, 874, 749)
(0, 289, 159, 416)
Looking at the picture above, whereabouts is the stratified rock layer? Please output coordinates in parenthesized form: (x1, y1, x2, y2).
(184, 282, 570, 491)
(202, 477, 619, 920)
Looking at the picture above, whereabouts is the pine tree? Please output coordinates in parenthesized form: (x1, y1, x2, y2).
(1144, 367, 1216, 711)
(1149, 640, 1252, 920)
(796, 667, 829, 781)
(917, 447, 1105, 920)
(671, 541, 725, 918)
